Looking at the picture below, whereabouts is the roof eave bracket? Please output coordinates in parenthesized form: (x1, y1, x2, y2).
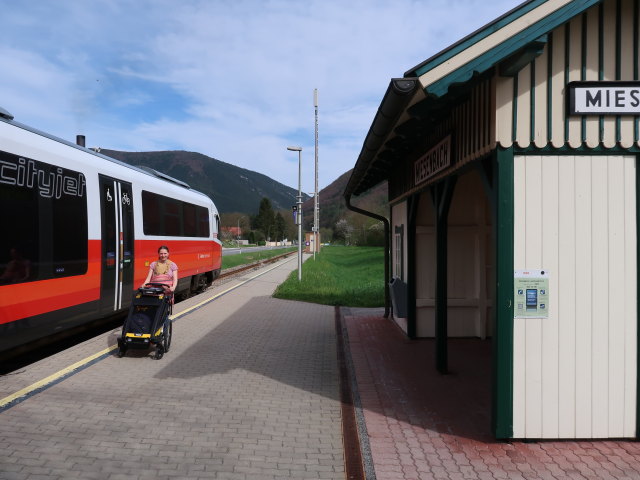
(498, 34, 549, 77)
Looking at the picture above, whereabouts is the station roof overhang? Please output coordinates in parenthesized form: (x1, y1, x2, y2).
(344, 0, 601, 199)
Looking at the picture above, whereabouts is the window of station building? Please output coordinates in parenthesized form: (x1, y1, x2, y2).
(0, 151, 88, 285)
(142, 190, 210, 238)
(394, 225, 404, 280)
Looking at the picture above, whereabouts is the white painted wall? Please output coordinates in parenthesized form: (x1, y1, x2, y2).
(414, 169, 493, 338)
(512, 154, 637, 438)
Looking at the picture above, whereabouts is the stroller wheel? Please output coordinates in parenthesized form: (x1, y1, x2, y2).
(163, 320, 173, 353)
(154, 344, 165, 360)
(117, 338, 126, 358)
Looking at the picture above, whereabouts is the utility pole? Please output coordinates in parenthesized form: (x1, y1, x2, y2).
(313, 88, 319, 260)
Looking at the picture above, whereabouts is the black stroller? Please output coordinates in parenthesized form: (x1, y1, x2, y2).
(117, 283, 173, 360)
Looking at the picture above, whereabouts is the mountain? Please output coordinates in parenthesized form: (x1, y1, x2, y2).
(302, 169, 388, 232)
(99, 149, 309, 214)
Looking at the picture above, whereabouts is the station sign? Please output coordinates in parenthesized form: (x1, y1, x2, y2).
(414, 135, 451, 186)
(569, 81, 640, 115)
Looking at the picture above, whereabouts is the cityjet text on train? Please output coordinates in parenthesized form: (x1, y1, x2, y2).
(0, 154, 86, 198)
(569, 81, 640, 115)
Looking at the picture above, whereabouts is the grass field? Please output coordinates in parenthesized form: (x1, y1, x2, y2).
(273, 246, 384, 307)
(221, 247, 296, 270)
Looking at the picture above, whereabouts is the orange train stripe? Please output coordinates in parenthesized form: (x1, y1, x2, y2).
(0, 240, 101, 325)
(0, 239, 222, 325)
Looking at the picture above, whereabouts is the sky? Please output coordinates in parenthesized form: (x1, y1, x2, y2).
(1, 0, 523, 194)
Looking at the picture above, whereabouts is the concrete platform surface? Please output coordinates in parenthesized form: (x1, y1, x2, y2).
(1, 256, 344, 480)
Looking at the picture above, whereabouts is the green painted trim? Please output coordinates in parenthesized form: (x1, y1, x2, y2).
(599, 3, 605, 144)
(514, 143, 640, 154)
(636, 154, 640, 438)
(493, 146, 514, 439)
(634, 0, 639, 142)
(434, 177, 457, 375)
(616, 0, 622, 80)
(547, 31, 553, 142)
(409, 0, 549, 77)
(512, 73, 518, 143)
(616, 0, 622, 144)
(565, 21, 571, 144)
(423, 0, 600, 98)
(582, 13, 588, 144)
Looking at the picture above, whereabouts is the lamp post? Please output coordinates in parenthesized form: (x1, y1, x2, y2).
(287, 146, 303, 281)
(313, 88, 319, 260)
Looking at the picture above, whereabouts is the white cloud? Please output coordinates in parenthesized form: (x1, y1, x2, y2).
(0, 0, 522, 195)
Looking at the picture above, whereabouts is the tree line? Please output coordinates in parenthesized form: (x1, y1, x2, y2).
(220, 196, 385, 247)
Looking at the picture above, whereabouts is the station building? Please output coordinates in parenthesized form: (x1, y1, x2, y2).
(345, 0, 640, 439)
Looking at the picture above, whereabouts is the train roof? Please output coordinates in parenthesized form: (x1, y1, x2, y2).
(0, 107, 212, 202)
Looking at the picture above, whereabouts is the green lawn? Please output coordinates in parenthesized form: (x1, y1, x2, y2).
(221, 247, 296, 270)
(273, 246, 384, 307)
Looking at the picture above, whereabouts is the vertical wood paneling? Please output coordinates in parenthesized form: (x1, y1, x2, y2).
(513, 156, 527, 438)
(558, 156, 577, 437)
(516, 65, 532, 148)
(620, 0, 635, 147)
(524, 156, 543, 438)
(623, 157, 638, 437)
(602, 1, 618, 147)
(534, 49, 549, 148)
(495, 77, 514, 147)
(574, 156, 593, 438)
(591, 156, 609, 437)
(551, 27, 566, 148)
(568, 16, 583, 148)
(541, 155, 560, 438)
(513, 154, 637, 439)
(608, 156, 626, 436)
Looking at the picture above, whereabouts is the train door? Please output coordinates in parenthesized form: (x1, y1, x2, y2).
(99, 175, 134, 315)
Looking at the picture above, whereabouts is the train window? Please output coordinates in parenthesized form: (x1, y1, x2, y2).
(197, 206, 210, 237)
(142, 191, 161, 235)
(163, 199, 181, 236)
(183, 203, 197, 236)
(142, 190, 210, 238)
(0, 151, 88, 284)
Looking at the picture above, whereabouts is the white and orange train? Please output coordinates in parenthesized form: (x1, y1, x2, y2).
(0, 107, 222, 354)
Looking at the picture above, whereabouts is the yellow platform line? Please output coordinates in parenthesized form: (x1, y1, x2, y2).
(0, 257, 293, 410)
(0, 345, 118, 409)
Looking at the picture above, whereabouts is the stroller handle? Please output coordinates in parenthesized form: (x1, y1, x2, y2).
(139, 283, 173, 296)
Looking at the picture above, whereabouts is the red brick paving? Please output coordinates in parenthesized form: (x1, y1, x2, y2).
(344, 313, 640, 480)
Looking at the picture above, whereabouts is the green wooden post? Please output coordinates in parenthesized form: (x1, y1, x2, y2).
(493, 146, 514, 439)
(433, 178, 456, 374)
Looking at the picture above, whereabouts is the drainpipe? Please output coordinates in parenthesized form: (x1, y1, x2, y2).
(344, 194, 390, 318)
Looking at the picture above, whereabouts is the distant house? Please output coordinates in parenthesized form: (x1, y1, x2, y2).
(221, 226, 242, 238)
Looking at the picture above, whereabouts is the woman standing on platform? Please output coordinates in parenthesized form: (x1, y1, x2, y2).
(142, 245, 178, 294)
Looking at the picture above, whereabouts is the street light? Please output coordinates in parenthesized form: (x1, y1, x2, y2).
(313, 88, 319, 261)
(287, 146, 303, 281)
